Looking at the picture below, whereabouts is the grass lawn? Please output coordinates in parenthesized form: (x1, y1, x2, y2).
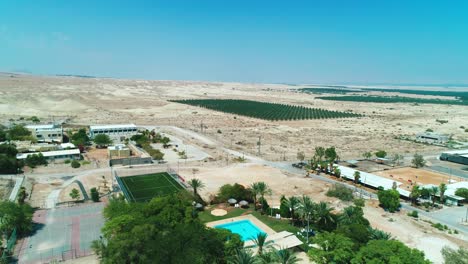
(119, 172, 184, 202)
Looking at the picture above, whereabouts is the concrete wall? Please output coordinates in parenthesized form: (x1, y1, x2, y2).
(109, 157, 152, 166)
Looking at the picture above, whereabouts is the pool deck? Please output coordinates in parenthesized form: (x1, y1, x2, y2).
(205, 214, 276, 235)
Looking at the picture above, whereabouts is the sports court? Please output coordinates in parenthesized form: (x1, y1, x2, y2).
(117, 172, 185, 202)
(15, 203, 104, 264)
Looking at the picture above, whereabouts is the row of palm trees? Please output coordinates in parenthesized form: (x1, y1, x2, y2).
(409, 182, 448, 206)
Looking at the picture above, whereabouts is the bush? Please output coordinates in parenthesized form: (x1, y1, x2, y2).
(71, 160, 81, 168)
(90, 187, 100, 202)
(377, 189, 400, 212)
(432, 223, 444, 231)
(326, 184, 354, 201)
(455, 188, 468, 200)
(25, 153, 48, 168)
(408, 210, 418, 218)
(64, 159, 71, 164)
(216, 183, 252, 202)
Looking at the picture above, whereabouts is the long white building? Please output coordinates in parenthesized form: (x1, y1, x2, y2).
(89, 124, 138, 141)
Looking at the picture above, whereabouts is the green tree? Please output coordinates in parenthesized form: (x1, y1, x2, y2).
(314, 201, 336, 231)
(214, 229, 244, 258)
(441, 246, 468, 264)
(281, 196, 299, 224)
(71, 128, 90, 146)
(377, 189, 400, 212)
(410, 185, 421, 205)
(375, 150, 387, 158)
(298, 195, 315, 227)
(308, 232, 354, 264)
(94, 134, 112, 147)
(368, 227, 392, 240)
(353, 171, 361, 184)
(455, 188, 468, 200)
(160, 137, 171, 148)
(228, 249, 257, 264)
(30, 116, 40, 123)
(217, 183, 252, 202)
(324, 147, 337, 163)
(8, 124, 32, 141)
(362, 151, 372, 160)
(187, 178, 205, 196)
(412, 153, 426, 168)
(337, 206, 369, 227)
(24, 153, 48, 168)
(71, 160, 81, 168)
(428, 186, 439, 207)
(95, 194, 228, 264)
(333, 167, 341, 178)
(249, 233, 271, 255)
(272, 248, 301, 264)
(90, 187, 100, 202)
(251, 182, 271, 212)
(69, 188, 80, 200)
(351, 239, 430, 264)
(313, 146, 326, 163)
(0, 127, 6, 142)
(0, 201, 34, 236)
(439, 183, 447, 204)
(17, 187, 28, 204)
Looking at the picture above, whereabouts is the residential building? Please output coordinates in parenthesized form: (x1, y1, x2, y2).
(26, 124, 63, 143)
(16, 149, 81, 161)
(89, 124, 138, 141)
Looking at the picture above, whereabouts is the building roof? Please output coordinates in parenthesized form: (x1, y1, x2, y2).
(89, 124, 137, 130)
(108, 144, 129, 150)
(16, 149, 80, 159)
(441, 149, 468, 155)
(25, 124, 59, 130)
(337, 165, 402, 190)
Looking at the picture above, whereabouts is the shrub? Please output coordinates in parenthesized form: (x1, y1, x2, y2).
(90, 187, 100, 202)
(455, 188, 468, 200)
(64, 159, 71, 164)
(407, 210, 418, 218)
(326, 184, 354, 201)
(377, 189, 400, 212)
(71, 160, 81, 168)
(432, 223, 444, 231)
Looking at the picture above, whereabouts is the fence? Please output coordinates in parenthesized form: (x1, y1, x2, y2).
(109, 157, 153, 166)
(1, 228, 17, 262)
(12, 245, 95, 264)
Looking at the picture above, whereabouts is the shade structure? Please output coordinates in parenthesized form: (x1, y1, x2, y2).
(239, 200, 249, 206)
(227, 198, 237, 204)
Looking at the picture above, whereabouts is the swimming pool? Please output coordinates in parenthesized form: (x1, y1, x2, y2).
(215, 219, 266, 241)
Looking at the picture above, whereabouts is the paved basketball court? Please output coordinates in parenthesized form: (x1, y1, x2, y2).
(16, 203, 105, 264)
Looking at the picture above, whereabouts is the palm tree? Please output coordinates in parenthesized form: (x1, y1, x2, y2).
(228, 249, 258, 264)
(429, 186, 439, 207)
(439, 183, 447, 205)
(314, 201, 335, 230)
(410, 185, 421, 205)
(369, 227, 392, 240)
(353, 171, 361, 184)
(298, 195, 315, 243)
(272, 248, 301, 264)
(333, 167, 341, 178)
(187, 178, 205, 196)
(281, 196, 299, 225)
(250, 233, 272, 256)
(251, 182, 272, 212)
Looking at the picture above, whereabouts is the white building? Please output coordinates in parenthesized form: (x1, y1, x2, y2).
(26, 124, 63, 143)
(89, 124, 138, 141)
(16, 149, 81, 161)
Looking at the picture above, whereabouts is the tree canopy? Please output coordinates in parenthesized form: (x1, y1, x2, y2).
(377, 189, 400, 212)
(94, 193, 241, 264)
(71, 128, 90, 146)
(94, 134, 112, 147)
(412, 154, 426, 168)
(374, 150, 387, 158)
(8, 125, 33, 141)
(351, 239, 430, 264)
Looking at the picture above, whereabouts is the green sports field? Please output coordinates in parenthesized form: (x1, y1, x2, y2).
(119, 172, 184, 202)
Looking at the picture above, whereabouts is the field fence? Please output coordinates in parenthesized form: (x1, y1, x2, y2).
(12, 245, 95, 264)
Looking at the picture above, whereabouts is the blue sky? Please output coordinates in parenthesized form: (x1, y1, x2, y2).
(1, 1, 467, 84)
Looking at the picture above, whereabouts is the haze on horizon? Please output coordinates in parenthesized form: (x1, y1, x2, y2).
(1, 0, 467, 85)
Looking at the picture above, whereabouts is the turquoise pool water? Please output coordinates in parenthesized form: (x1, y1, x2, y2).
(215, 219, 265, 241)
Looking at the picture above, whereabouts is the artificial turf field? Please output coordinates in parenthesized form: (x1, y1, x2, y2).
(119, 172, 184, 202)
